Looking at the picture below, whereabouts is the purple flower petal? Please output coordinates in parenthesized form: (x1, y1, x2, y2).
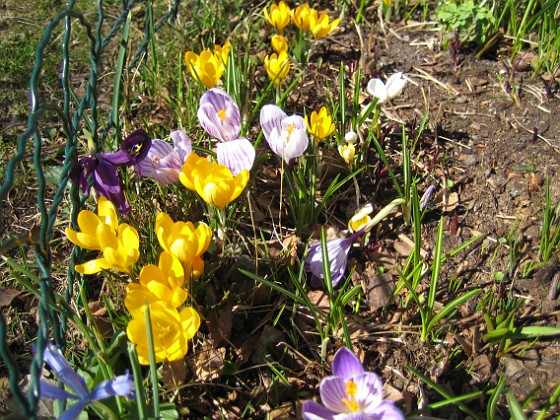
(39, 381, 78, 400)
(103, 129, 152, 166)
(198, 88, 241, 142)
(301, 400, 337, 419)
(332, 347, 365, 379)
(70, 157, 97, 195)
(217, 137, 255, 175)
(319, 376, 351, 413)
(41, 343, 88, 398)
(88, 372, 136, 401)
(171, 130, 192, 162)
(305, 236, 354, 288)
(94, 157, 131, 215)
(375, 401, 406, 419)
(353, 372, 384, 411)
(260, 104, 287, 142)
(58, 399, 90, 420)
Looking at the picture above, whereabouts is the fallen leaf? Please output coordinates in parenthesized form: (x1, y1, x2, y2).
(188, 343, 225, 382)
(361, 269, 395, 312)
(206, 297, 233, 348)
(161, 359, 187, 390)
(0, 288, 22, 307)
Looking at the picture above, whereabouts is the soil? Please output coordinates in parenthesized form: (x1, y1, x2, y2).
(1, 3, 560, 419)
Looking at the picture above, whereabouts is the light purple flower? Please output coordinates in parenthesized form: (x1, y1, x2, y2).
(367, 73, 407, 104)
(302, 347, 404, 420)
(305, 230, 363, 288)
(70, 129, 151, 215)
(198, 88, 255, 175)
(135, 130, 192, 184)
(260, 104, 309, 165)
(419, 184, 436, 211)
(36, 342, 135, 420)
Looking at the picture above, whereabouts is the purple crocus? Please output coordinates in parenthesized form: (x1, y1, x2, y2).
(70, 129, 151, 215)
(302, 347, 404, 419)
(198, 88, 255, 175)
(135, 130, 192, 184)
(260, 104, 309, 165)
(305, 230, 363, 288)
(37, 342, 135, 420)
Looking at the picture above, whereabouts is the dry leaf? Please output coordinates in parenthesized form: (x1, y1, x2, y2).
(0, 288, 22, 307)
(189, 343, 225, 382)
(161, 359, 187, 390)
(361, 269, 395, 312)
(206, 298, 233, 348)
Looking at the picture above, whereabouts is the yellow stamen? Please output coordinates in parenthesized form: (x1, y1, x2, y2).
(286, 124, 294, 142)
(342, 380, 359, 412)
(218, 109, 226, 120)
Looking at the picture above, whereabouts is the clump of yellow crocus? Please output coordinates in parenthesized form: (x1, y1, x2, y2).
(264, 1, 291, 31)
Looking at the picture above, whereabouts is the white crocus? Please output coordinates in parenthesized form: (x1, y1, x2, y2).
(260, 104, 309, 165)
(367, 72, 407, 104)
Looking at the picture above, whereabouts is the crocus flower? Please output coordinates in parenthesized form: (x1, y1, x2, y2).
(198, 88, 255, 175)
(71, 129, 151, 215)
(419, 184, 436, 211)
(260, 104, 309, 165)
(37, 342, 135, 420)
(126, 251, 188, 313)
(308, 10, 340, 39)
(271, 34, 289, 53)
(127, 300, 201, 365)
(179, 153, 250, 209)
(263, 1, 291, 31)
(65, 197, 140, 275)
(155, 212, 212, 280)
(292, 3, 312, 31)
(306, 106, 335, 141)
(302, 347, 404, 419)
(264, 51, 290, 86)
(367, 73, 408, 104)
(184, 41, 231, 88)
(135, 130, 191, 184)
(338, 143, 355, 165)
(348, 203, 373, 233)
(305, 230, 362, 288)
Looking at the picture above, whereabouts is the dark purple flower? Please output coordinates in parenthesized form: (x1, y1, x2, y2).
(70, 129, 151, 215)
(305, 230, 363, 288)
(135, 130, 192, 184)
(302, 347, 404, 419)
(198, 88, 255, 175)
(36, 342, 135, 420)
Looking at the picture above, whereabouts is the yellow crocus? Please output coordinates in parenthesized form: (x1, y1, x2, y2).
(179, 153, 250, 209)
(338, 143, 355, 165)
(264, 1, 291, 31)
(155, 212, 212, 280)
(126, 301, 200, 365)
(292, 3, 312, 31)
(306, 106, 336, 141)
(65, 197, 139, 275)
(264, 51, 290, 86)
(348, 203, 373, 232)
(126, 252, 188, 314)
(271, 34, 289, 54)
(184, 41, 230, 88)
(308, 10, 340, 39)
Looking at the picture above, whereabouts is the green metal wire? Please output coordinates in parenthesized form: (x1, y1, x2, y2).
(0, 0, 182, 417)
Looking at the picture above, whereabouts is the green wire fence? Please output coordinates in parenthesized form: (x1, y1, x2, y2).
(0, 0, 181, 416)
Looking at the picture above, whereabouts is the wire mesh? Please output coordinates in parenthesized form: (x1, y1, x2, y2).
(0, 0, 181, 416)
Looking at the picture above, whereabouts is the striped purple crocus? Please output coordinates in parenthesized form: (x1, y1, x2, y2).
(302, 347, 404, 419)
(135, 130, 192, 184)
(260, 104, 309, 166)
(198, 88, 255, 175)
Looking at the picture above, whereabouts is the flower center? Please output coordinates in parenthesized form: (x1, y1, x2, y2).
(342, 380, 359, 412)
(218, 109, 227, 120)
(286, 124, 295, 142)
